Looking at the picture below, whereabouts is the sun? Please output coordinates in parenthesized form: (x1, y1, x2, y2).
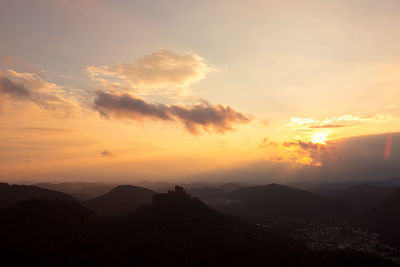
(311, 132, 329, 144)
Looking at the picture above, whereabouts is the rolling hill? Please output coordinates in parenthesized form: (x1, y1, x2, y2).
(219, 183, 348, 220)
(35, 182, 117, 200)
(315, 184, 396, 213)
(85, 185, 155, 216)
(0, 182, 74, 209)
(363, 188, 400, 246)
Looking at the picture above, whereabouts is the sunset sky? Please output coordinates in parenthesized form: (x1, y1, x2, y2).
(1, 0, 399, 183)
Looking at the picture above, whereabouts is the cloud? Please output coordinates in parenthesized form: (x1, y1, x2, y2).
(290, 117, 317, 125)
(259, 138, 326, 166)
(283, 140, 320, 150)
(0, 70, 78, 116)
(308, 124, 348, 129)
(288, 113, 394, 130)
(169, 102, 250, 134)
(201, 132, 400, 184)
(93, 90, 250, 134)
(0, 76, 32, 99)
(281, 140, 325, 166)
(2, 56, 36, 73)
(330, 114, 394, 123)
(88, 49, 213, 97)
(313, 132, 400, 181)
(89, 50, 250, 134)
(94, 90, 172, 120)
(101, 149, 114, 157)
(21, 127, 72, 132)
(271, 132, 399, 175)
(259, 137, 278, 148)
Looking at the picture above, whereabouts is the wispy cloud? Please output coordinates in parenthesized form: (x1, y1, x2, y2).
(308, 124, 348, 129)
(0, 69, 79, 116)
(20, 127, 72, 132)
(289, 113, 394, 130)
(259, 137, 278, 148)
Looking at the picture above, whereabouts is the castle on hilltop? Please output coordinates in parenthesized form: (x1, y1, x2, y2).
(152, 185, 192, 203)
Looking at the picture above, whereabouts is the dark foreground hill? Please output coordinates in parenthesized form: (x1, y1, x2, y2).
(85, 185, 156, 216)
(363, 188, 400, 246)
(218, 184, 348, 220)
(0, 186, 395, 266)
(0, 182, 74, 209)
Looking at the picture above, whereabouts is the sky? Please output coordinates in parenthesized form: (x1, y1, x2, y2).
(0, 0, 399, 183)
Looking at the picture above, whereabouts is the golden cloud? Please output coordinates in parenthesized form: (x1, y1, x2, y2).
(87, 49, 213, 97)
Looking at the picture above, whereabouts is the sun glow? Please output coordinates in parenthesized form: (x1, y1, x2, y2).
(311, 132, 329, 144)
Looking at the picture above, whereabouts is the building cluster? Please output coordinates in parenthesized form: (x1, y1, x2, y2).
(299, 222, 400, 264)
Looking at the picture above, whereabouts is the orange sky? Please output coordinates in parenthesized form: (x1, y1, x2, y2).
(0, 0, 399, 183)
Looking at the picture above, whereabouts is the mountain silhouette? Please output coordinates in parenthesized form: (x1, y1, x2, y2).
(219, 182, 248, 192)
(363, 188, 400, 246)
(114, 186, 391, 266)
(219, 183, 347, 220)
(126, 186, 232, 231)
(35, 182, 117, 200)
(0, 185, 394, 266)
(0, 182, 74, 209)
(85, 185, 155, 216)
(316, 184, 396, 213)
(186, 187, 227, 204)
(379, 177, 400, 187)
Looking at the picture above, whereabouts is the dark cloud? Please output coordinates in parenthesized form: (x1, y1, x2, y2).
(93, 91, 250, 134)
(283, 140, 321, 150)
(101, 149, 114, 157)
(170, 102, 250, 134)
(94, 90, 172, 120)
(315, 133, 400, 181)
(0, 76, 32, 99)
(214, 132, 400, 184)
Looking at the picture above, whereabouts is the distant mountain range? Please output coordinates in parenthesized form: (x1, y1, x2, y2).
(310, 177, 400, 192)
(35, 182, 117, 200)
(34, 181, 249, 201)
(218, 184, 348, 220)
(315, 184, 396, 213)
